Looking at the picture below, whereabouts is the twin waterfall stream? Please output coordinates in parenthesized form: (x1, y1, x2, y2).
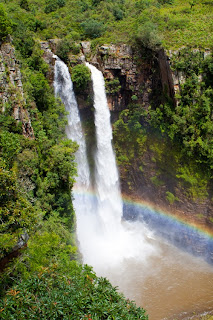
(54, 57, 213, 320)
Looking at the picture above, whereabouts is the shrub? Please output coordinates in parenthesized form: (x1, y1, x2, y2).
(29, 71, 50, 111)
(20, 0, 30, 11)
(56, 38, 80, 63)
(44, 0, 66, 13)
(57, 0, 66, 8)
(105, 78, 121, 94)
(92, 0, 103, 6)
(0, 265, 148, 319)
(44, 0, 58, 13)
(0, 158, 37, 260)
(13, 25, 35, 58)
(81, 19, 105, 39)
(158, 0, 174, 4)
(131, 94, 138, 101)
(71, 64, 91, 93)
(0, 4, 12, 42)
(136, 21, 162, 50)
(166, 191, 179, 204)
(113, 7, 124, 20)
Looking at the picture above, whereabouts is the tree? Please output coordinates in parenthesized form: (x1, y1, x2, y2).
(56, 38, 80, 63)
(81, 19, 105, 39)
(136, 21, 162, 50)
(71, 64, 91, 93)
(0, 4, 12, 42)
(189, 0, 197, 9)
(44, 0, 66, 13)
(0, 158, 37, 260)
(44, 0, 58, 13)
(20, 0, 30, 11)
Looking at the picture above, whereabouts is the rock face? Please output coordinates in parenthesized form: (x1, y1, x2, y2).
(0, 41, 34, 138)
(157, 49, 175, 104)
(82, 43, 168, 113)
(40, 40, 57, 84)
(41, 40, 175, 114)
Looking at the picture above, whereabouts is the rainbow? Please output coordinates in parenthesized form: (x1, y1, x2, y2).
(74, 187, 213, 239)
(73, 187, 213, 264)
(122, 194, 213, 240)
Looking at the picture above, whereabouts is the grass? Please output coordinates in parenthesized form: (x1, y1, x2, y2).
(158, 0, 213, 49)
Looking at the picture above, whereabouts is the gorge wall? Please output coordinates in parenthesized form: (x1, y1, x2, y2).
(26, 40, 213, 233)
(5, 40, 213, 235)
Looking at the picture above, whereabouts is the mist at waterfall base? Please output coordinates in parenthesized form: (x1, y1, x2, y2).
(54, 58, 213, 320)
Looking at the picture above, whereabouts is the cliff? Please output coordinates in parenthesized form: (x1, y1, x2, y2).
(81, 42, 173, 114)
(0, 41, 34, 138)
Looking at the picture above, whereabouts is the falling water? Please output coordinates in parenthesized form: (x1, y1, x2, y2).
(86, 63, 122, 228)
(83, 62, 157, 271)
(54, 58, 213, 320)
(54, 57, 95, 246)
(54, 57, 90, 188)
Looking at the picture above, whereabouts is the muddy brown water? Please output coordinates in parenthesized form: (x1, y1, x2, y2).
(99, 233, 213, 320)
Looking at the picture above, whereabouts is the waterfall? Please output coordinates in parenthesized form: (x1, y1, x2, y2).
(54, 57, 96, 252)
(54, 57, 90, 188)
(54, 57, 155, 273)
(86, 63, 123, 231)
(82, 63, 156, 272)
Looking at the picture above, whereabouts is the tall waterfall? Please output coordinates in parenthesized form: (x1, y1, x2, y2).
(86, 63, 123, 231)
(54, 57, 90, 188)
(54, 57, 95, 249)
(54, 57, 155, 272)
(82, 63, 156, 272)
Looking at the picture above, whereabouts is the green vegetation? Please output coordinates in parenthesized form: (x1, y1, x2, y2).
(105, 78, 121, 94)
(0, 4, 12, 41)
(166, 191, 179, 204)
(0, 0, 212, 50)
(0, 0, 212, 317)
(135, 21, 162, 50)
(0, 3, 148, 317)
(148, 49, 213, 174)
(113, 94, 212, 203)
(71, 64, 91, 93)
(56, 37, 81, 63)
(81, 19, 105, 39)
(0, 264, 147, 319)
(0, 38, 78, 289)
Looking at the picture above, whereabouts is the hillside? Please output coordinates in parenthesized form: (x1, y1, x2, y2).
(2, 0, 213, 49)
(0, 0, 213, 318)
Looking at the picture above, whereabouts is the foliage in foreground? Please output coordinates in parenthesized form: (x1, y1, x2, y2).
(0, 264, 148, 320)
